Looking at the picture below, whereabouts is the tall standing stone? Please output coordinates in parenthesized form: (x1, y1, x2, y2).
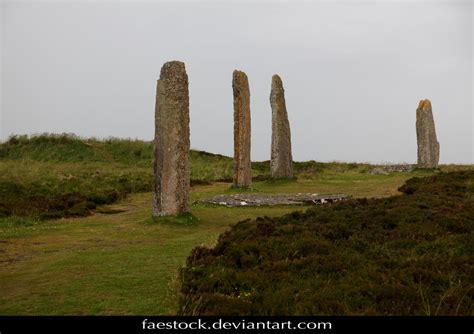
(153, 61, 190, 216)
(270, 74, 293, 178)
(232, 70, 252, 188)
(416, 99, 440, 168)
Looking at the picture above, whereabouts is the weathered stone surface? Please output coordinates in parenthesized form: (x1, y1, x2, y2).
(232, 70, 252, 188)
(416, 99, 440, 168)
(199, 193, 350, 207)
(270, 74, 293, 178)
(153, 61, 190, 216)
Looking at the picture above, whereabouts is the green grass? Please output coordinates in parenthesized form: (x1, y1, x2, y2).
(178, 171, 474, 316)
(0, 189, 307, 315)
(2, 133, 457, 220)
(0, 134, 233, 219)
(0, 170, 445, 315)
(0, 133, 472, 315)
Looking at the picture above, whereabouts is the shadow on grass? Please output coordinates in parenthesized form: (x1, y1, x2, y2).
(143, 212, 200, 226)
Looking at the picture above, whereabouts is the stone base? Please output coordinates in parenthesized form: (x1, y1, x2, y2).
(198, 193, 350, 207)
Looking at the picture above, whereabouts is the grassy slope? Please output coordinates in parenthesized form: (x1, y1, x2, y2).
(0, 134, 233, 219)
(179, 171, 474, 316)
(0, 134, 472, 315)
(1, 133, 442, 219)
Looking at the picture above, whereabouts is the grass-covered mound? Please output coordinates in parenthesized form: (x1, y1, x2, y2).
(0, 133, 395, 220)
(179, 171, 474, 315)
(0, 133, 233, 170)
(0, 134, 234, 219)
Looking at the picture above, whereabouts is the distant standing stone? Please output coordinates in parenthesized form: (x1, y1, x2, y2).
(416, 99, 440, 168)
(153, 61, 190, 216)
(232, 70, 252, 188)
(270, 74, 293, 178)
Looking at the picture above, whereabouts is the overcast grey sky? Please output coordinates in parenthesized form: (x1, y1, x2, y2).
(1, 0, 473, 163)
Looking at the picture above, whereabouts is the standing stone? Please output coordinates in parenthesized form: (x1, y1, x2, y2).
(232, 70, 252, 188)
(153, 61, 190, 216)
(416, 99, 440, 168)
(270, 74, 293, 178)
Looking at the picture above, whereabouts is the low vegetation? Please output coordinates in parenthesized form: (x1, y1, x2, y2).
(0, 133, 472, 315)
(179, 171, 474, 315)
(0, 133, 426, 220)
(0, 134, 232, 219)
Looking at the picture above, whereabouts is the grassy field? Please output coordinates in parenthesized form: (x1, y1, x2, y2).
(0, 134, 471, 315)
(0, 134, 234, 219)
(0, 133, 429, 220)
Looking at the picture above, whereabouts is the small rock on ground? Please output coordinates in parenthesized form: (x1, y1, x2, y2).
(368, 164, 414, 174)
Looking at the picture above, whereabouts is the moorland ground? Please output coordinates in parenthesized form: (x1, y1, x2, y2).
(180, 171, 473, 315)
(0, 134, 471, 315)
